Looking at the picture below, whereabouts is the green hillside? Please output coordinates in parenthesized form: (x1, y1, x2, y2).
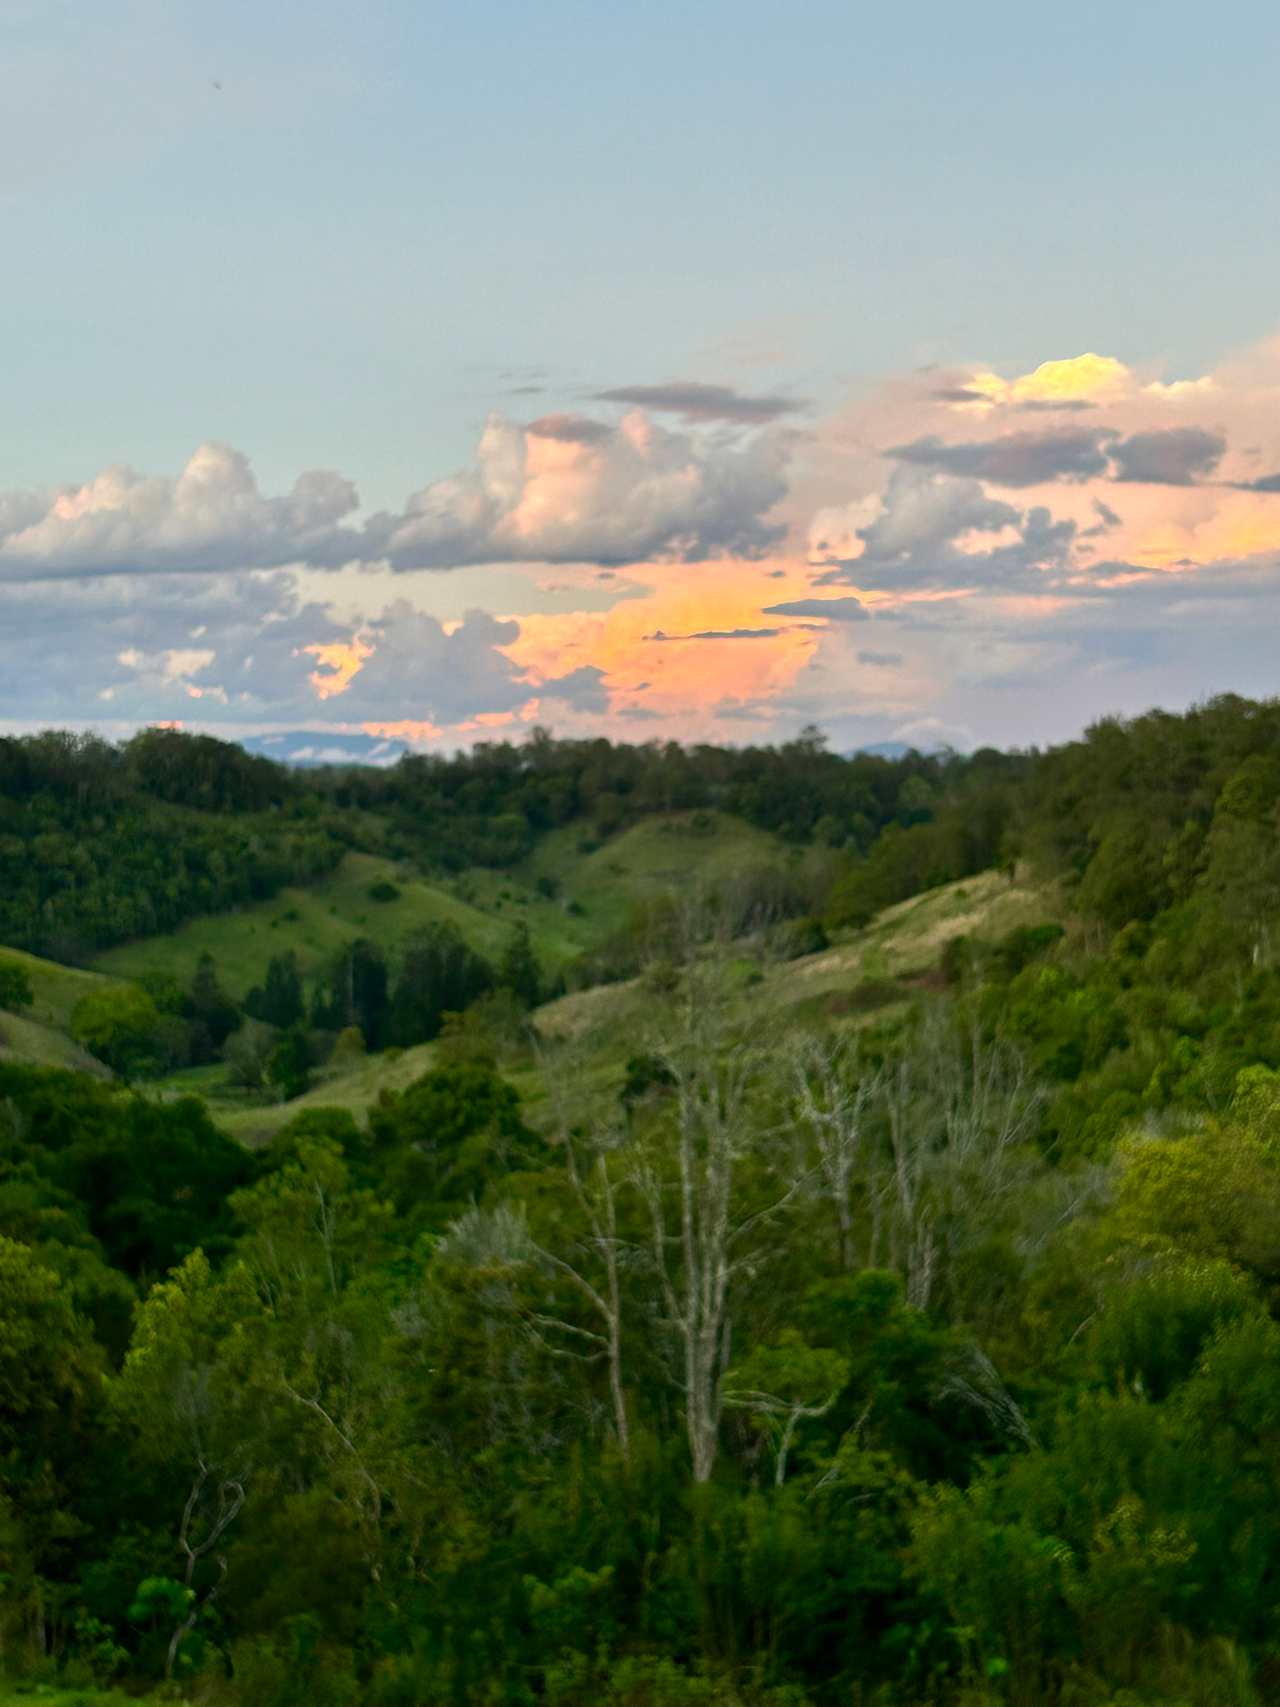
(0, 945, 131, 1074)
(206, 866, 1049, 1149)
(90, 812, 792, 998)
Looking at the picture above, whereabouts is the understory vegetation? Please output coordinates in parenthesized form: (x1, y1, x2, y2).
(6, 695, 1280, 1703)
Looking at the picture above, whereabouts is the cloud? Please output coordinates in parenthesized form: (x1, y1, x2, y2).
(957, 353, 1132, 408)
(930, 385, 1094, 414)
(0, 571, 335, 720)
(0, 443, 362, 581)
(0, 571, 574, 733)
(526, 414, 614, 445)
(370, 411, 791, 568)
(1108, 427, 1226, 485)
(644, 627, 784, 642)
(762, 596, 869, 621)
(812, 466, 1077, 593)
(590, 380, 807, 423)
(889, 428, 1112, 486)
(888, 425, 1229, 490)
(857, 650, 904, 666)
(0, 412, 792, 582)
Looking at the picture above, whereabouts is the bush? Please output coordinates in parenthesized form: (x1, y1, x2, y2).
(0, 955, 34, 1012)
(768, 916, 830, 961)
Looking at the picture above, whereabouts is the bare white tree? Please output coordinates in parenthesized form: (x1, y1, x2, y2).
(788, 1033, 883, 1271)
(881, 1009, 1042, 1311)
(634, 946, 803, 1484)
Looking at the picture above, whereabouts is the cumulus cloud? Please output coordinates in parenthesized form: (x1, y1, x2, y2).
(0, 573, 582, 732)
(373, 411, 790, 568)
(812, 466, 1076, 593)
(0, 412, 792, 582)
(590, 380, 807, 423)
(0, 443, 362, 581)
(957, 353, 1132, 409)
(0, 572, 334, 719)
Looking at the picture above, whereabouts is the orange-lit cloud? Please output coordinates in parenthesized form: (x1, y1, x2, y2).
(303, 636, 373, 699)
(502, 555, 824, 730)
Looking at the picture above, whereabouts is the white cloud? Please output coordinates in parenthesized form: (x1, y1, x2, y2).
(0, 443, 360, 580)
(372, 410, 790, 568)
(0, 412, 791, 583)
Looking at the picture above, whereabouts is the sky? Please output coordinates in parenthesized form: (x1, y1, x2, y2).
(5, 0, 1280, 755)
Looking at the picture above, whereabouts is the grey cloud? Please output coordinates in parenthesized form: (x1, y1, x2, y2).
(330, 605, 531, 724)
(590, 381, 807, 423)
(0, 571, 340, 721)
(538, 665, 609, 712)
(1238, 472, 1280, 493)
(1109, 427, 1226, 485)
(891, 425, 1229, 492)
(763, 596, 868, 621)
(857, 651, 904, 666)
(1015, 399, 1096, 414)
(644, 627, 783, 642)
(814, 466, 1076, 594)
(927, 386, 1093, 413)
(889, 428, 1113, 486)
(527, 414, 614, 445)
(0, 574, 553, 731)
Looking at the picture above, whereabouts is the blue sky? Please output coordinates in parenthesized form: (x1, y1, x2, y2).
(5, 0, 1280, 749)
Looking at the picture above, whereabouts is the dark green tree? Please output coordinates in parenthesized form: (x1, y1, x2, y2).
(498, 921, 542, 1009)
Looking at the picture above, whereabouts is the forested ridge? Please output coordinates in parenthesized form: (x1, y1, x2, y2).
(7, 695, 1280, 1705)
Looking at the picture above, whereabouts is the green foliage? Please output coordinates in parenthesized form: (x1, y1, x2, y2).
(0, 956, 33, 1012)
(70, 985, 169, 1079)
(23, 700, 1280, 1703)
(499, 920, 542, 1008)
(267, 1027, 312, 1101)
(247, 951, 305, 1030)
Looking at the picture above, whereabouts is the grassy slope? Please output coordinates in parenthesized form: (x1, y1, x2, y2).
(215, 865, 1055, 1149)
(0, 947, 128, 1075)
(100, 812, 789, 1142)
(89, 851, 569, 997)
(518, 811, 792, 945)
(89, 812, 787, 1000)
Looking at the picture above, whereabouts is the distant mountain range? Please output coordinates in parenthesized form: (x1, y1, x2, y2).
(239, 731, 413, 768)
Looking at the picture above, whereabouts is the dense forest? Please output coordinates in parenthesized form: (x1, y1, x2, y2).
(8, 695, 1280, 1704)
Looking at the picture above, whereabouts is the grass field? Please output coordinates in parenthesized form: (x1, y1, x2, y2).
(146, 863, 1058, 1147)
(89, 813, 792, 1002)
(0, 946, 132, 1074)
(90, 851, 573, 997)
(518, 810, 795, 945)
